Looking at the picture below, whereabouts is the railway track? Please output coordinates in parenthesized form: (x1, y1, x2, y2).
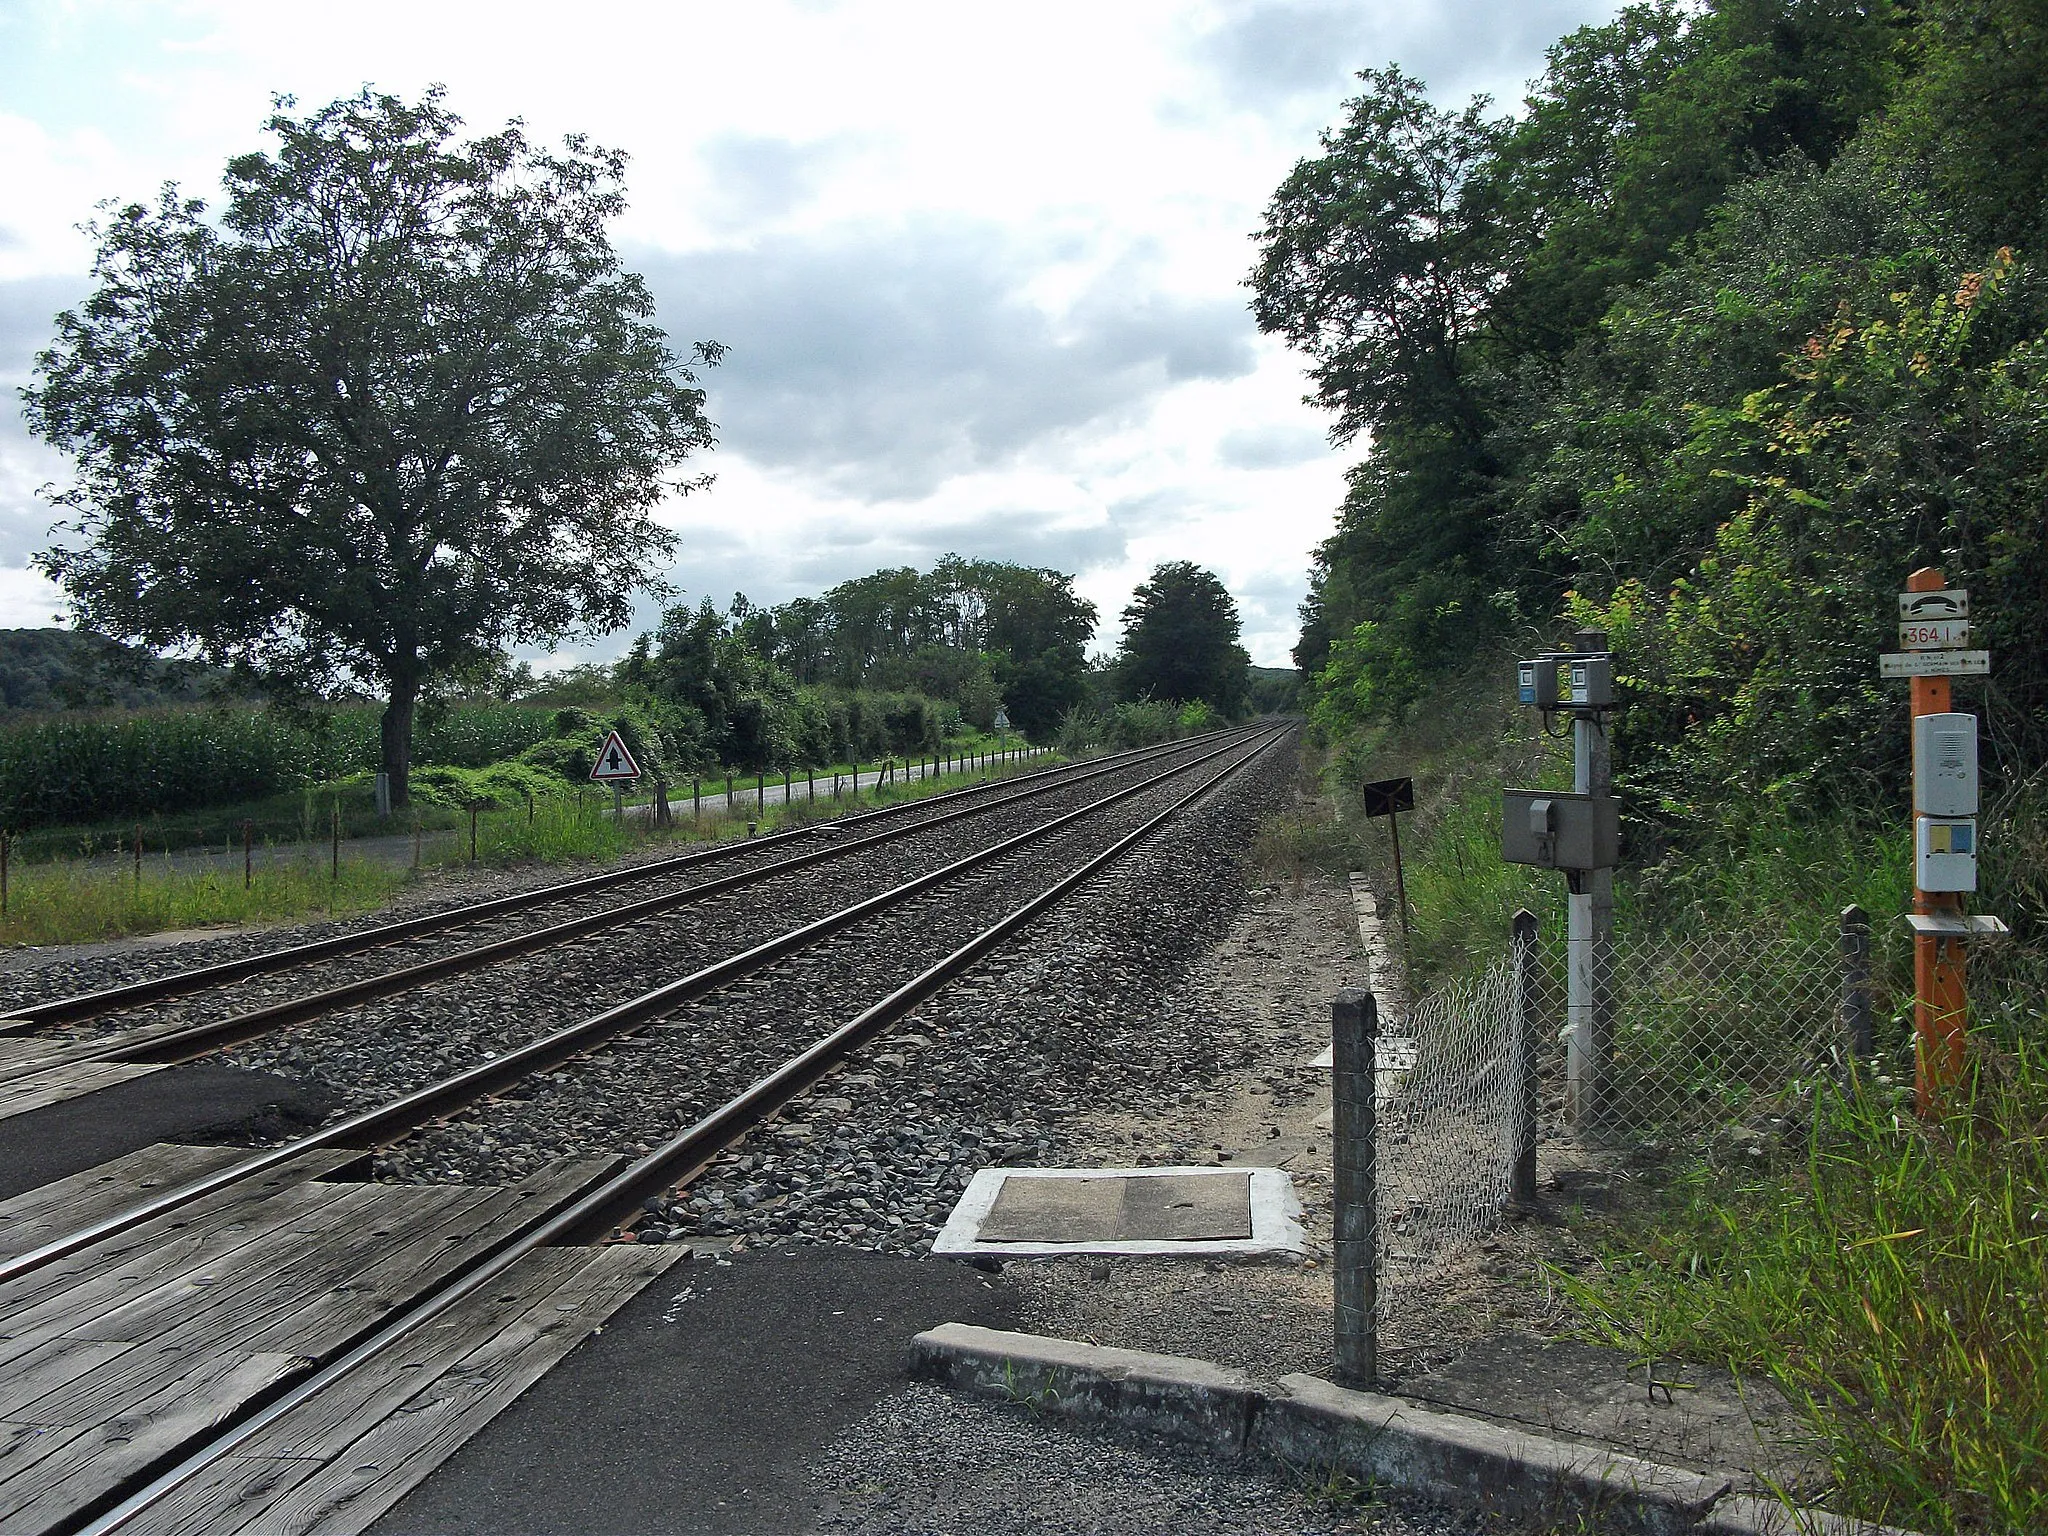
(0, 725, 1290, 1536)
(0, 730, 1253, 1095)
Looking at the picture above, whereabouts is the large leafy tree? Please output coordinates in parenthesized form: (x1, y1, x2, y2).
(24, 88, 720, 808)
(1116, 562, 1251, 714)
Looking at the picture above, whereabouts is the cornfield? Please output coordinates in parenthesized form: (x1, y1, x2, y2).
(0, 704, 558, 828)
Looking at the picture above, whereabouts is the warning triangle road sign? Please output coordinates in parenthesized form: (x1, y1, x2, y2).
(589, 729, 641, 782)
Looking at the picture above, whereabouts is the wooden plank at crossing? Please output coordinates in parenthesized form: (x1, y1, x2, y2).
(0, 1143, 252, 1261)
(0, 1060, 165, 1122)
(139, 1246, 684, 1536)
(0, 1349, 304, 1530)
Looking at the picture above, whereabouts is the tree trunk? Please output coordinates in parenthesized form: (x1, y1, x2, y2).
(381, 674, 420, 812)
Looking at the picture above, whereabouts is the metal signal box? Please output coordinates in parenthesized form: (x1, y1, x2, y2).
(1562, 655, 1612, 709)
(1916, 816, 1978, 892)
(1913, 713, 1978, 817)
(1517, 657, 1562, 707)
(1501, 790, 1620, 871)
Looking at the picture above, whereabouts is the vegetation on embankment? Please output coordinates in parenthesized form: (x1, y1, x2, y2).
(1273, 652, 2045, 1534)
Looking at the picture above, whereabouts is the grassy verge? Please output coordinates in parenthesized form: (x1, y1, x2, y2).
(0, 858, 407, 946)
(1279, 652, 2046, 1531)
(1553, 1055, 2048, 1534)
(0, 748, 1062, 947)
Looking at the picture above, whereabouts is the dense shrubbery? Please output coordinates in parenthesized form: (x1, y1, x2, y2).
(0, 703, 559, 829)
(1262, 0, 2048, 839)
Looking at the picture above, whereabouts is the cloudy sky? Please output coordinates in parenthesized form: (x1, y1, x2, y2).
(0, 0, 1616, 668)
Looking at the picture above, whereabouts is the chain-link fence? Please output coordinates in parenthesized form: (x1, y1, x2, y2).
(1359, 916, 1859, 1326)
(1370, 951, 1527, 1319)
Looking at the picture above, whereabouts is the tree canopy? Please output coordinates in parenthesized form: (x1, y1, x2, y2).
(24, 87, 720, 807)
(1115, 562, 1251, 714)
(1255, 0, 2048, 830)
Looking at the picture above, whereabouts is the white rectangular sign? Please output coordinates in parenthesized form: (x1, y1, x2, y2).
(1898, 619, 1971, 651)
(1898, 588, 1968, 621)
(1880, 650, 1990, 679)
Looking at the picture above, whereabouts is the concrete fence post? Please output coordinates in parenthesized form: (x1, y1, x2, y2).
(1332, 986, 1378, 1388)
(1840, 904, 1873, 1069)
(1508, 908, 1541, 1206)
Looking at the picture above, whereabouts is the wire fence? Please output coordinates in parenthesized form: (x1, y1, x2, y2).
(1365, 919, 1856, 1321)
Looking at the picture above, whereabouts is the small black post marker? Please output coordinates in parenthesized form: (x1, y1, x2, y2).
(330, 801, 340, 881)
(242, 821, 253, 889)
(1333, 986, 1378, 1387)
(134, 823, 143, 889)
(2, 830, 10, 917)
(468, 803, 479, 864)
(1509, 909, 1541, 1206)
(1841, 905, 1874, 1069)
(1360, 777, 1416, 946)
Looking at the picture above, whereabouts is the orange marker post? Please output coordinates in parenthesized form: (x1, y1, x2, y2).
(1906, 567, 1968, 1115)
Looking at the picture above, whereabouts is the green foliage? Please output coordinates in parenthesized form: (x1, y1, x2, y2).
(0, 703, 557, 830)
(1114, 562, 1252, 713)
(1568, 246, 2048, 830)
(0, 628, 253, 716)
(0, 855, 405, 947)
(1559, 1062, 2048, 1535)
(23, 87, 719, 808)
(1260, 0, 2048, 837)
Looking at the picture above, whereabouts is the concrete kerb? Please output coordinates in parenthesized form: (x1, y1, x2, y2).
(908, 1324, 1924, 1536)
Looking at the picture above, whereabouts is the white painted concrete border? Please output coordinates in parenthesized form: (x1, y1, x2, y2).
(930, 1165, 1305, 1258)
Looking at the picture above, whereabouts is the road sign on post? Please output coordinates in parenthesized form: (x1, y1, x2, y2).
(589, 729, 640, 823)
(1360, 777, 1414, 944)
(589, 731, 640, 782)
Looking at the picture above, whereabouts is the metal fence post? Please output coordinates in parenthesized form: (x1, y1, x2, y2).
(1509, 909, 1541, 1206)
(1840, 904, 1873, 1070)
(1333, 986, 1378, 1388)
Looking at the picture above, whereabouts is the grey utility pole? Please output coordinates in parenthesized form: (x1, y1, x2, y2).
(1502, 629, 1619, 1137)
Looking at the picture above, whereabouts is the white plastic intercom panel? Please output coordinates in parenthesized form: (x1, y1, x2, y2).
(1913, 713, 1978, 817)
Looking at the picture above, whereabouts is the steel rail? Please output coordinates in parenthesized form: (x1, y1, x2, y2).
(0, 727, 1285, 1291)
(63, 725, 1292, 1536)
(0, 731, 1257, 1082)
(0, 730, 1238, 1033)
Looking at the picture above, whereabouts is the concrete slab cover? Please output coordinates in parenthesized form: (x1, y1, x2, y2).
(980, 1172, 1253, 1243)
(933, 1167, 1302, 1258)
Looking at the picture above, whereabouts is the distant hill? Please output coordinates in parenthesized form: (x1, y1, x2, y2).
(0, 629, 253, 717)
(1248, 665, 1302, 714)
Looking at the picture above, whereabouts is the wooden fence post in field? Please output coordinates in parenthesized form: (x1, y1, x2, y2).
(242, 821, 253, 889)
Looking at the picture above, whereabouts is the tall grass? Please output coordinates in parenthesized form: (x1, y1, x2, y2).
(1556, 1051, 2048, 1535)
(0, 856, 406, 946)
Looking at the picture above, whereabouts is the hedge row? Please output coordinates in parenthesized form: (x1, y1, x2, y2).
(0, 704, 558, 829)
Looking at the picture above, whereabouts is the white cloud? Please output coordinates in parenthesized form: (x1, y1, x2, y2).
(0, 0, 1620, 667)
